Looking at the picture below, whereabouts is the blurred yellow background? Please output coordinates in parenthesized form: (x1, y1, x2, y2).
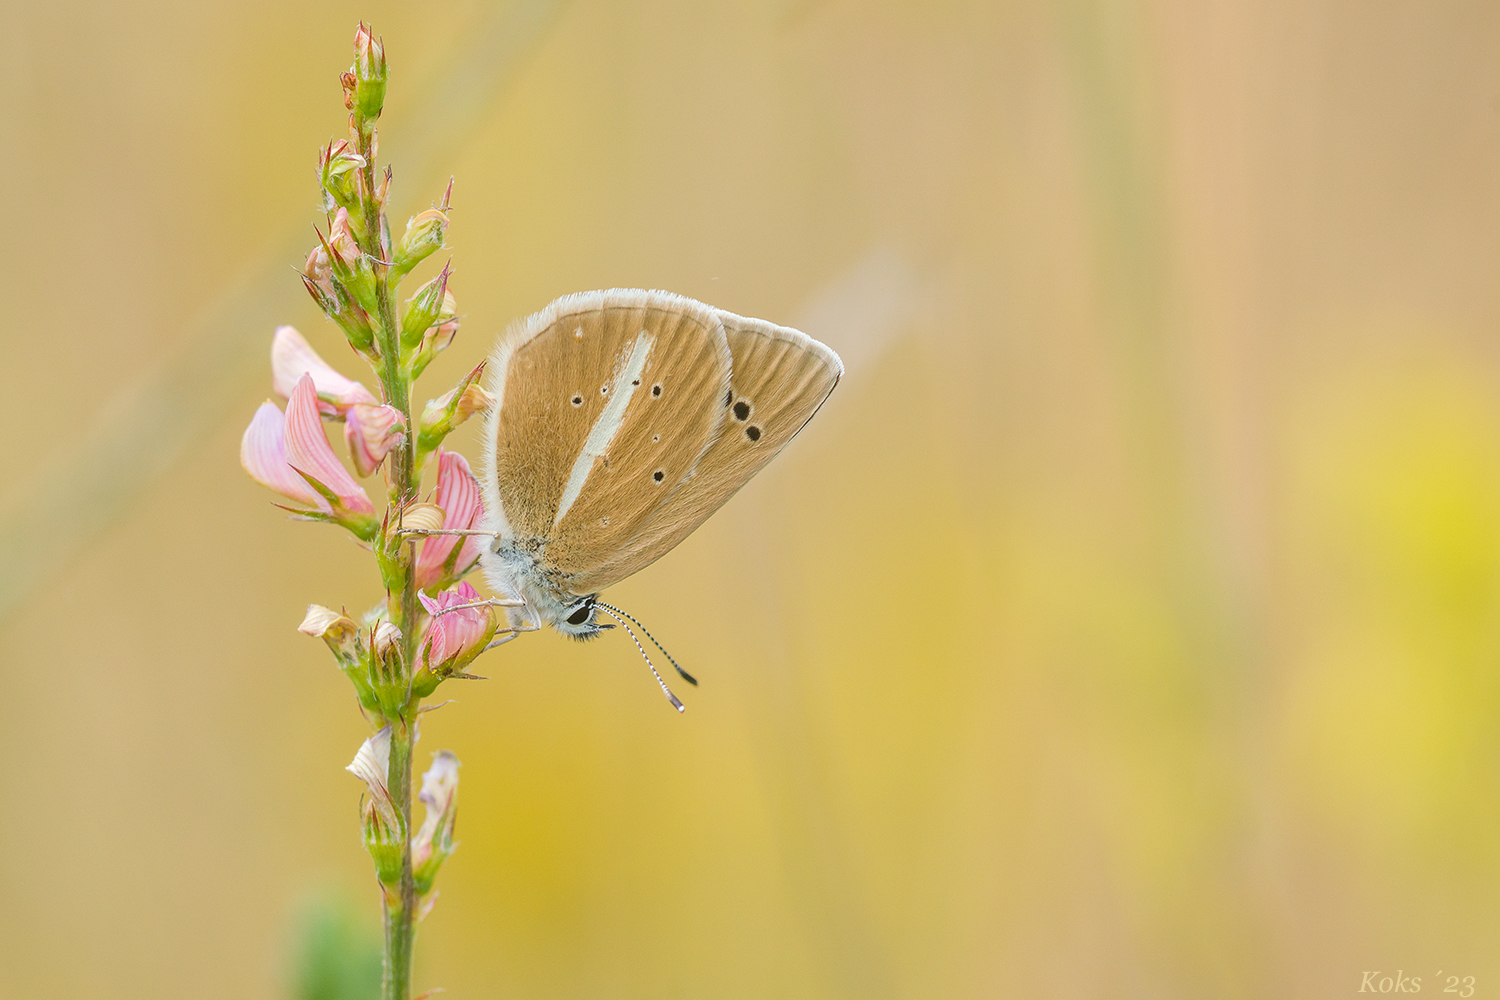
(4, 1, 1500, 997)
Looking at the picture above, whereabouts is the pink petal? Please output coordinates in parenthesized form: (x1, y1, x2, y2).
(418, 582, 486, 670)
(271, 325, 377, 416)
(344, 403, 406, 477)
(414, 450, 483, 588)
(240, 401, 329, 510)
(284, 374, 374, 514)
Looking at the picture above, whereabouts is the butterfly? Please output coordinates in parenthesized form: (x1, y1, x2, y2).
(471, 288, 842, 709)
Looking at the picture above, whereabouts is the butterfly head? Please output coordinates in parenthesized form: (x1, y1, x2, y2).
(554, 594, 611, 640)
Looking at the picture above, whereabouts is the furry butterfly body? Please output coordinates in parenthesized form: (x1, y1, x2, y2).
(478, 288, 842, 640)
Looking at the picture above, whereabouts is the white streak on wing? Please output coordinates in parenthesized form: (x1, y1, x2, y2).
(552, 331, 654, 526)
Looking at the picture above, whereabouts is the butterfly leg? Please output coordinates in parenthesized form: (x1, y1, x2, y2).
(396, 527, 501, 539)
(431, 597, 526, 614)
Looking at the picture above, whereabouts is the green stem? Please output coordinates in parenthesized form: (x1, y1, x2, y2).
(357, 121, 420, 1000)
(383, 719, 417, 1000)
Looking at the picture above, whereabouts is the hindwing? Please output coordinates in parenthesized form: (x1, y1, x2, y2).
(567, 308, 843, 593)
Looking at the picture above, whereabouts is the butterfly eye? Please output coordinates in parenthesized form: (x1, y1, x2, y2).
(566, 604, 591, 626)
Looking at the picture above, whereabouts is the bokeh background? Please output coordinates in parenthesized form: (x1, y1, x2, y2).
(3, 1, 1500, 997)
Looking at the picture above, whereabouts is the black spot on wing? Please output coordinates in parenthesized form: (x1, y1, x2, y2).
(746, 425, 761, 442)
(651, 384, 662, 397)
(571, 395, 583, 406)
(653, 470, 664, 482)
(733, 400, 751, 421)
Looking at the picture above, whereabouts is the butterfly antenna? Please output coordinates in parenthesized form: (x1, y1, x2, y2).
(595, 602, 697, 686)
(595, 605, 685, 713)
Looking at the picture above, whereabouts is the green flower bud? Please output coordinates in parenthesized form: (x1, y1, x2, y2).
(393, 208, 447, 279)
(302, 245, 377, 357)
(351, 23, 388, 122)
(417, 362, 493, 456)
(318, 140, 366, 213)
(400, 267, 450, 349)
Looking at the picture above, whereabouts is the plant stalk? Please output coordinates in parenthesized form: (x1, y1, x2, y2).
(358, 125, 420, 1000)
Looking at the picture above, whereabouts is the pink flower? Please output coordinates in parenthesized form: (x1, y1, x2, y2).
(241, 401, 328, 511)
(271, 325, 376, 417)
(344, 402, 405, 477)
(418, 581, 493, 674)
(414, 449, 483, 588)
(284, 373, 374, 515)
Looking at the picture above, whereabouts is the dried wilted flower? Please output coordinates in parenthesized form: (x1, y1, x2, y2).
(412, 751, 460, 889)
(399, 502, 446, 534)
(348, 727, 402, 884)
(373, 620, 402, 659)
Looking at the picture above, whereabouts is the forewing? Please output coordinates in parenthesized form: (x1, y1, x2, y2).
(570, 309, 843, 593)
(480, 289, 731, 588)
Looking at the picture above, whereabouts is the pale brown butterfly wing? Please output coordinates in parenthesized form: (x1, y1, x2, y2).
(568, 309, 842, 593)
(480, 289, 731, 589)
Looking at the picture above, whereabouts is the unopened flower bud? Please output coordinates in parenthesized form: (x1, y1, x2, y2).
(318, 140, 367, 212)
(393, 208, 447, 278)
(417, 363, 492, 456)
(351, 23, 388, 122)
(301, 247, 376, 357)
(343, 403, 405, 477)
(410, 292, 460, 380)
(327, 207, 362, 265)
(322, 209, 377, 313)
(400, 268, 451, 349)
(375, 165, 392, 207)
